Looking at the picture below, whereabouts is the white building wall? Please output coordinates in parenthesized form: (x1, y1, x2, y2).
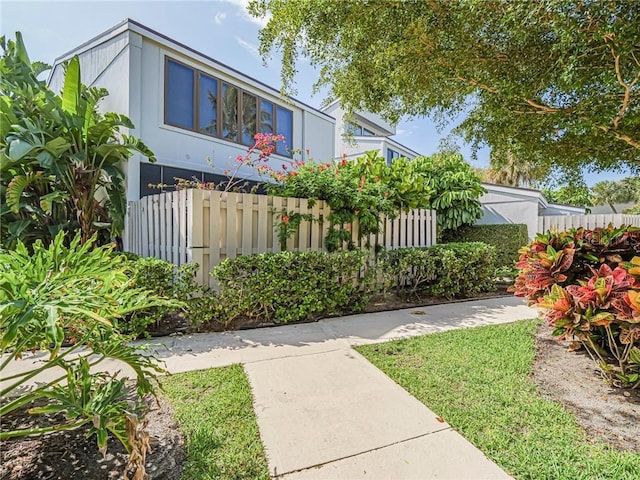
(303, 110, 335, 161)
(477, 190, 540, 239)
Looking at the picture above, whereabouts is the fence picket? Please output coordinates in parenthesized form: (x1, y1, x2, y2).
(538, 213, 639, 232)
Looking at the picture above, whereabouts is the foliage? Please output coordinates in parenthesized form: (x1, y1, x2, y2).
(211, 250, 370, 325)
(542, 183, 594, 210)
(161, 366, 269, 480)
(592, 178, 638, 213)
(442, 223, 529, 268)
(480, 148, 548, 188)
(0, 33, 155, 249)
(275, 210, 314, 251)
(250, 0, 640, 175)
(269, 150, 484, 246)
(380, 242, 496, 299)
(0, 232, 177, 478)
(126, 257, 216, 333)
(513, 225, 640, 387)
(411, 154, 485, 233)
(357, 320, 640, 479)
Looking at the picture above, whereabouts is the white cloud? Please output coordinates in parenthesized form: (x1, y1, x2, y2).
(222, 0, 271, 28)
(213, 11, 227, 25)
(234, 35, 260, 58)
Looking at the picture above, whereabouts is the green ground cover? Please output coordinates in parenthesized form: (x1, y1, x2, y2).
(357, 320, 640, 480)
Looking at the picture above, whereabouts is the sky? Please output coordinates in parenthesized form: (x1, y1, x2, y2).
(1, 0, 629, 187)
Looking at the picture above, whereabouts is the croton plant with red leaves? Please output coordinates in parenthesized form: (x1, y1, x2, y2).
(513, 225, 640, 388)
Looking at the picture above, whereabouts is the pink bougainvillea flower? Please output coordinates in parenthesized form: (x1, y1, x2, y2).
(281, 215, 289, 224)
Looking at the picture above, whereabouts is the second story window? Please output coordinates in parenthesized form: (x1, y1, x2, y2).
(164, 57, 294, 156)
(386, 148, 401, 165)
(166, 60, 194, 129)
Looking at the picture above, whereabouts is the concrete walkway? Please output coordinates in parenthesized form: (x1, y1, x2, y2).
(3, 296, 533, 479)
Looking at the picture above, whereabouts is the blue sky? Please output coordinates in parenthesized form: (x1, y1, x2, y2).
(1, 0, 628, 187)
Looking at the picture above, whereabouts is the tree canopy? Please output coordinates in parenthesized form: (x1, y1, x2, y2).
(250, 0, 640, 174)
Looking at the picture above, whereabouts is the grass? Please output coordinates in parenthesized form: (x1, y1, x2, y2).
(357, 320, 640, 480)
(160, 365, 269, 480)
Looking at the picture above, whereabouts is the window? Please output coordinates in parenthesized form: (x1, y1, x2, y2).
(164, 57, 294, 156)
(260, 100, 274, 134)
(362, 127, 375, 136)
(166, 60, 194, 129)
(386, 148, 401, 165)
(222, 83, 238, 141)
(242, 93, 257, 145)
(198, 73, 218, 136)
(276, 107, 293, 156)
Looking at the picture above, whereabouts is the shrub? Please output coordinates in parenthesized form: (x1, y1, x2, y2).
(126, 257, 217, 333)
(1, 34, 155, 249)
(211, 250, 370, 325)
(442, 223, 529, 268)
(0, 232, 178, 478)
(268, 150, 485, 250)
(380, 242, 497, 298)
(513, 225, 640, 388)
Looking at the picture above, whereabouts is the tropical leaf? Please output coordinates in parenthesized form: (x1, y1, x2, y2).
(62, 56, 80, 115)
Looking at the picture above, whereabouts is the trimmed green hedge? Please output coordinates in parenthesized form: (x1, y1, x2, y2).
(211, 250, 370, 325)
(380, 242, 496, 298)
(442, 224, 528, 268)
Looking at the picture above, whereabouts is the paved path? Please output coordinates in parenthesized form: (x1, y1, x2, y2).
(4, 296, 534, 479)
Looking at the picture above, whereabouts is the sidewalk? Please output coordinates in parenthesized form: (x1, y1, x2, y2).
(157, 295, 531, 479)
(3, 296, 533, 479)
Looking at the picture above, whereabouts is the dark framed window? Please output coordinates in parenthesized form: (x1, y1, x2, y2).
(222, 83, 238, 141)
(140, 163, 268, 198)
(242, 93, 257, 145)
(260, 100, 274, 134)
(164, 56, 294, 157)
(166, 59, 194, 129)
(198, 73, 218, 136)
(276, 107, 293, 156)
(386, 148, 401, 165)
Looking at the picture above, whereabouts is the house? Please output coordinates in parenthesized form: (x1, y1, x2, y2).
(47, 19, 335, 201)
(322, 101, 419, 163)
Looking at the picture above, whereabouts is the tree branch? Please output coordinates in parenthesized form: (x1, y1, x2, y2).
(606, 36, 639, 130)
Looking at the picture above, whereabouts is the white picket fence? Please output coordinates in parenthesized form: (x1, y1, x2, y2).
(538, 214, 640, 233)
(124, 189, 437, 287)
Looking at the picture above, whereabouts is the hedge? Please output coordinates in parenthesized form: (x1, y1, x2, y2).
(442, 224, 528, 268)
(211, 250, 370, 325)
(380, 242, 497, 298)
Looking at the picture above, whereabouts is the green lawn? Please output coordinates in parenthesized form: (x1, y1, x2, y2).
(160, 365, 269, 480)
(357, 320, 640, 480)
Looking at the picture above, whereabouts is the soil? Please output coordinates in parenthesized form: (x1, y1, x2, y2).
(0, 395, 184, 480)
(532, 324, 640, 452)
(2, 294, 638, 479)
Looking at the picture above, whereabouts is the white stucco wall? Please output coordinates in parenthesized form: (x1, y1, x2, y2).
(477, 188, 540, 239)
(49, 31, 132, 117)
(303, 110, 335, 162)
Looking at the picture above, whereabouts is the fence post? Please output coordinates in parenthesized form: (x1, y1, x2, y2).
(187, 189, 205, 285)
